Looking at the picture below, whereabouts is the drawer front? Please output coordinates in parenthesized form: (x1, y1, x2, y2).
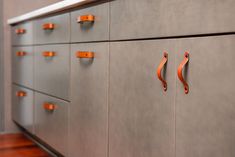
(35, 92, 68, 156)
(71, 2, 109, 42)
(12, 22, 33, 46)
(110, 0, 235, 40)
(12, 46, 34, 88)
(69, 43, 109, 157)
(34, 45, 70, 100)
(34, 13, 70, 44)
(12, 85, 34, 133)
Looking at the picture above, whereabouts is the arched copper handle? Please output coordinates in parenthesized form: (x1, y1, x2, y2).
(177, 52, 189, 94)
(77, 15, 95, 23)
(43, 51, 56, 57)
(157, 52, 168, 91)
(16, 91, 27, 97)
(76, 51, 94, 58)
(43, 23, 55, 30)
(43, 103, 57, 111)
(15, 28, 26, 34)
(16, 51, 27, 57)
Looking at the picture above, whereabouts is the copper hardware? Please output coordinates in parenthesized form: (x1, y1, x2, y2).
(77, 15, 95, 23)
(43, 23, 55, 30)
(177, 52, 189, 94)
(43, 51, 56, 57)
(157, 52, 168, 91)
(43, 103, 56, 111)
(16, 91, 27, 97)
(15, 28, 26, 34)
(76, 51, 94, 58)
(16, 51, 27, 56)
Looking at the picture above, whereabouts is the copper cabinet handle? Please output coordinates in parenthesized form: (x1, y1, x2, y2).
(43, 51, 56, 57)
(43, 23, 55, 30)
(16, 51, 27, 56)
(15, 28, 26, 34)
(177, 52, 189, 94)
(77, 15, 95, 23)
(157, 52, 168, 91)
(43, 103, 57, 111)
(76, 51, 94, 58)
(16, 91, 27, 97)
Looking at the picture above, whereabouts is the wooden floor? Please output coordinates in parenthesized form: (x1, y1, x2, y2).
(0, 133, 52, 157)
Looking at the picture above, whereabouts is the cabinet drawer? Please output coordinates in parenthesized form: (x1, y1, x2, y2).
(12, 46, 34, 88)
(12, 85, 34, 133)
(35, 92, 68, 156)
(71, 2, 109, 42)
(110, 0, 235, 40)
(34, 13, 70, 44)
(69, 42, 109, 157)
(12, 22, 33, 46)
(34, 45, 70, 100)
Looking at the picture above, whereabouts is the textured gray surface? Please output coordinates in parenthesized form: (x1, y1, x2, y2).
(176, 35, 235, 157)
(109, 40, 176, 157)
(12, 85, 34, 133)
(34, 13, 70, 44)
(12, 46, 34, 88)
(71, 2, 109, 42)
(34, 44, 70, 100)
(35, 92, 68, 156)
(69, 42, 109, 157)
(110, 0, 235, 40)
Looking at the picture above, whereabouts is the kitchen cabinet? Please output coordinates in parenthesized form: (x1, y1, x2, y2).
(109, 35, 235, 157)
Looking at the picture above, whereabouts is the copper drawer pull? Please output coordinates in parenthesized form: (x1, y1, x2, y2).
(43, 103, 57, 111)
(43, 51, 56, 57)
(177, 52, 189, 94)
(16, 91, 27, 97)
(157, 52, 168, 91)
(16, 51, 27, 56)
(43, 23, 55, 30)
(15, 28, 26, 34)
(76, 51, 94, 58)
(77, 15, 95, 23)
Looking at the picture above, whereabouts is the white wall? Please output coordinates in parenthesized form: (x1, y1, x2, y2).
(2, 0, 62, 133)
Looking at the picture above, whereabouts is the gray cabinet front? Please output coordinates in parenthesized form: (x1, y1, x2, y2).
(12, 46, 34, 88)
(110, 0, 235, 40)
(34, 44, 70, 100)
(12, 85, 34, 133)
(34, 13, 70, 44)
(12, 21, 34, 46)
(109, 40, 176, 157)
(71, 2, 109, 42)
(69, 42, 109, 157)
(35, 92, 68, 156)
(175, 35, 235, 157)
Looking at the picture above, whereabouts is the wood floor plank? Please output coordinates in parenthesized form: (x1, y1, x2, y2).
(0, 133, 51, 157)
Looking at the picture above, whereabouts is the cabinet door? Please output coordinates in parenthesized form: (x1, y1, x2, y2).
(109, 40, 176, 157)
(176, 35, 235, 157)
(69, 43, 109, 157)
